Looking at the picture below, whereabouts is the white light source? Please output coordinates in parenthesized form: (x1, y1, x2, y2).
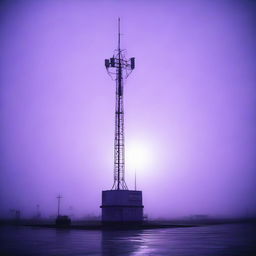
(126, 141, 153, 171)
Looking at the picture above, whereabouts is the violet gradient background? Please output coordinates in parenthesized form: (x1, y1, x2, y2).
(0, 0, 256, 219)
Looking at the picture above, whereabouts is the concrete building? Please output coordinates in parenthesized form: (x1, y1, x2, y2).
(101, 190, 143, 223)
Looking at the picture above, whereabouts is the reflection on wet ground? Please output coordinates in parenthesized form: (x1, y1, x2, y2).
(101, 223, 256, 256)
(0, 223, 256, 255)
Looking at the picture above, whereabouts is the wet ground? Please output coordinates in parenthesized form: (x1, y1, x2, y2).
(0, 223, 256, 255)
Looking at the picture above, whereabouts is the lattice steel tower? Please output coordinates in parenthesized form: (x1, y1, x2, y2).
(105, 18, 135, 190)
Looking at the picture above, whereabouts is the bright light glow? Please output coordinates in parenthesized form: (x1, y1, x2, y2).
(126, 141, 153, 171)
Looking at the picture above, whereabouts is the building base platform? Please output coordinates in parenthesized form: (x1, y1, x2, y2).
(101, 190, 143, 223)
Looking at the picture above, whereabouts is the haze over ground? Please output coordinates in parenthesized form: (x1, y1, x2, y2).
(0, 0, 256, 219)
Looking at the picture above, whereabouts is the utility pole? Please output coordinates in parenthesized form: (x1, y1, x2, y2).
(57, 194, 62, 217)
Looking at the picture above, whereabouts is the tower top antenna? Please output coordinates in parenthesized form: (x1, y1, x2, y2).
(118, 17, 120, 51)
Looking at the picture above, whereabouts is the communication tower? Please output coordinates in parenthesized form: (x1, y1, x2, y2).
(105, 18, 135, 190)
(101, 19, 143, 224)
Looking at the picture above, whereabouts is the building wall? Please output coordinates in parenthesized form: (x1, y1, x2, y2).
(101, 190, 143, 222)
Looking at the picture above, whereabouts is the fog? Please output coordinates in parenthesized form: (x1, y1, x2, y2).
(0, 0, 256, 219)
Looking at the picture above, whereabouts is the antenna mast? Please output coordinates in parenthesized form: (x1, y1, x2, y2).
(105, 18, 135, 190)
(135, 170, 137, 191)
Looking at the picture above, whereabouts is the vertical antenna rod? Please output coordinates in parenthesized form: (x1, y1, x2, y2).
(135, 170, 137, 191)
(118, 17, 120, 52)
(105, 18, 136, 190)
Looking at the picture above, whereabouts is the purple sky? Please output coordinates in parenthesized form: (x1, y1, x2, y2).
(0, 0, 256, 219)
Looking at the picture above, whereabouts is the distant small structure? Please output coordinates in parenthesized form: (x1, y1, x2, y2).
(190, 214, 209, 220)
(55, 194, 71, 226)
(9, 209, 21, 223)
(33, 204, 41, 219)
(57, 194, 62, 217)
